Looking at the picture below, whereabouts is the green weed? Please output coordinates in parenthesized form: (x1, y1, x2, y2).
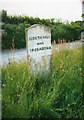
(1, 45, 83, 118)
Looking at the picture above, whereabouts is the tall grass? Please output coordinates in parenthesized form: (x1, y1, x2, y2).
(1, 45, 83, 118)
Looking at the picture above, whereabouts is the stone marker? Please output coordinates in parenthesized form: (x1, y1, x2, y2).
(25, 24, 51, 74)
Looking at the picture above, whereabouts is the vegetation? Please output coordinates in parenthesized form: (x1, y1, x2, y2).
(1, 10, 83, 49)
(1, 45, 83, 119)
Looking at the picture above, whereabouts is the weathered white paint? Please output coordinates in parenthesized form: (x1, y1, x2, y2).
(25, 24, 51, 73)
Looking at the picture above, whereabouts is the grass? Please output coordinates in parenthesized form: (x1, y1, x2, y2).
(1, 45, 83, 119)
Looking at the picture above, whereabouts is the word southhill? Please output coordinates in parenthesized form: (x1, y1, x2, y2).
(29, 35, 50, 40)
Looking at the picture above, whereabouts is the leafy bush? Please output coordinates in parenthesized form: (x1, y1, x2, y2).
(1, 10, 82, 49)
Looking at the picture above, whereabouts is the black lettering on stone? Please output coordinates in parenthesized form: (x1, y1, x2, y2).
(37, 36, 42, 39)
(32, 37, 35, 40)
(37, 42, 44, 45)
(34, 48, 36, 52)
(29, 46, 51, 52)
(40, 48, 42, 50)
(42, 47, 44, 50)
(49, 46, 51, 49)
(35, 37, 37, 40)
(36, 48, 38, 51)
(29, 37, 32, 40)
(32, 49, 34, 51)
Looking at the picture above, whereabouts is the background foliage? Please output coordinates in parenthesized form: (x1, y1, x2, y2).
(1, 10, 83, 49)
